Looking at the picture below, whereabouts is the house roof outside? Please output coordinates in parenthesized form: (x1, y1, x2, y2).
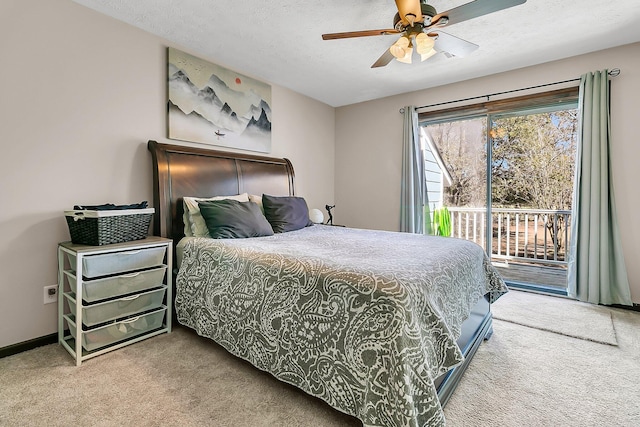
(421, 127, 453, 187)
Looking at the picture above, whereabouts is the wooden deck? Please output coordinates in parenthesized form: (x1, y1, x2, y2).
(492, 261, 567, 289)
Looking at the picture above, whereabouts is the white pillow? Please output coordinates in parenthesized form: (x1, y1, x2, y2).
(183, 193, 249, 237)
(248, 194, 264, 214)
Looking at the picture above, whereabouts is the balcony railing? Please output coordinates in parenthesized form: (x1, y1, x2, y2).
(446, 207, 572, 267)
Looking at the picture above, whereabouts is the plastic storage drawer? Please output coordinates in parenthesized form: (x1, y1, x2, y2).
(64, 287, 167, 327)
(68, 246, 166, 278)
(65, 307, 166, 352)
(64, 265, 167, 303)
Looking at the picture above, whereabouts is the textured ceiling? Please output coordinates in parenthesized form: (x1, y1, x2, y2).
(72, 0, 640, 107)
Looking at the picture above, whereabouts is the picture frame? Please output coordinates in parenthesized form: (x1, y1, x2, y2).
(167, 47, 272, 153)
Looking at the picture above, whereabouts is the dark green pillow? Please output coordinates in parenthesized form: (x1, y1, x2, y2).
(198, 199, 274, 238)
(262, 194, 313, 233)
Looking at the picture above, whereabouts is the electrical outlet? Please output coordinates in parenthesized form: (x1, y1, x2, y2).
(44, 285, 58, 304)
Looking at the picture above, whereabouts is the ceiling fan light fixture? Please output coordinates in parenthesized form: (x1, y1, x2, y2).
(396, 46, 413, 64)
(323, 0, 528, 69)
(415, 32, 435, 55)
(389, 44, 406, 59)
(390, 36, 410, 59)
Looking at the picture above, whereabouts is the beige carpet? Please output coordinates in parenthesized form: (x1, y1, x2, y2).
(1, 296, 639, 426)
(491, 290, 618, 345)
(444, 307, 640, 427)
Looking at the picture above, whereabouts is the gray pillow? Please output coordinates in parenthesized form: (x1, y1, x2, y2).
(262, 194, 313, 233)
(198, 199, 274, 238)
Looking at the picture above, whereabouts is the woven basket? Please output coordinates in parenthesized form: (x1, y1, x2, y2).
(65, 209, 154, 246)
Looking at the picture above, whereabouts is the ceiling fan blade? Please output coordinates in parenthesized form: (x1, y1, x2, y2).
(371, 49, 394, 68)
(432, 0, 526, 27)
(431, 31, 479, 58)
(322, 29, 399, 40)
(395, 0, 423, 26)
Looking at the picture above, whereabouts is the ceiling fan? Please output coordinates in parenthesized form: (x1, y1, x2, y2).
(322, 0, 527, 68)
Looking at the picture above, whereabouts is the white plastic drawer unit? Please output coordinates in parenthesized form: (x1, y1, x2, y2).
(64, 265, 167, 303)
(64, 307, 167, 352)
(67, 246, 166, 278)
(57, 237, 173, 366)
(64, 287, 167, 327)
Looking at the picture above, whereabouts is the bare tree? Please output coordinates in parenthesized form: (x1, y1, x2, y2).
(491, 110, 577, 252)
(426, 118, 487, 208)
(423, 109, 578, 253)
(491, 110, 577, 211)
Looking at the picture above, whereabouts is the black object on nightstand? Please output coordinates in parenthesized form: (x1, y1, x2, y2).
(325, 204, 335, 225)
(324, 204, 345, 227)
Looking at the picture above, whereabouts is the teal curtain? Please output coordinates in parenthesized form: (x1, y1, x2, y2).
(567, 70, 632, 305)
(400, 106, 426, 233)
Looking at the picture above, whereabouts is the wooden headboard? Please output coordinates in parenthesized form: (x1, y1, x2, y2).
(148, 140, 295, 243)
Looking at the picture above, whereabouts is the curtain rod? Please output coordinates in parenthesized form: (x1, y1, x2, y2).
(412, 68, 620, 112)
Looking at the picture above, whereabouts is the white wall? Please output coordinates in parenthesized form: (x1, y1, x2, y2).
(335, 43, 640, 303)
(0, 0, 335, 348)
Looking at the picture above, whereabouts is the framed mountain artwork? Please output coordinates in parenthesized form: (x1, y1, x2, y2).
(167, 47, 272, 153)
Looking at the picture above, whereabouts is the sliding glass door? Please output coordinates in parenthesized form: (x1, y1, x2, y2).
(420, 97, 578, 292)
(422, 117, 487, 245)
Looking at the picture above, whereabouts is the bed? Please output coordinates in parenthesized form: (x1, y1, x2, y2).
(148, 140, 507, 427)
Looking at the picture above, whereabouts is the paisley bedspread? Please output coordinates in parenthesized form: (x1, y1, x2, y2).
(175, 225, 507, 426)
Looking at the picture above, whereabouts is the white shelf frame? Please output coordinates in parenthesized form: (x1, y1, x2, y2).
(57, 236, 172, 366)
